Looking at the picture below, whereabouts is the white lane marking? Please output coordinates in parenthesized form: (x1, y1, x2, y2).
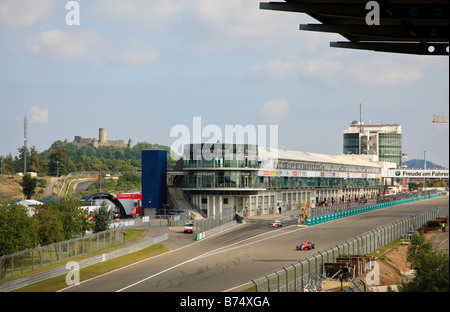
(57, 238, 198, 292)
(60, 223, 243, 292)
(116, 225, 306, 292)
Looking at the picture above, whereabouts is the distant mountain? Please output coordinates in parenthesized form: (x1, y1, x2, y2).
(403, 159, 444, 169)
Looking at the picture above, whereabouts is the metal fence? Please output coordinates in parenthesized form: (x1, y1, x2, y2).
(0, 232, 168, 292)
(193, 208, 235, 238)
(250, 203, 449, 292)
(0, 227, 124, 281)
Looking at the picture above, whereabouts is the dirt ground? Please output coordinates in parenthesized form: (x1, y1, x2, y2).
(357, 229, 449, 292)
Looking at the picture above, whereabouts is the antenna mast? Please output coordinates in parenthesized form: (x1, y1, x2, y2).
(359, 103, 362, 133)
(24, 116, 28, 174)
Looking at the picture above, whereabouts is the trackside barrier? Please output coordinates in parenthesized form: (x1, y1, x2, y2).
(0, 233, 169, 292)
(305, 193, 441, 226)
(0, 227, 124, 282)
(193, 208, 236, 241)
(195, 221, 236, 241)
(250, 203, 448, 292)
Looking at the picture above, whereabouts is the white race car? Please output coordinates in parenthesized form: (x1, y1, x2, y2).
(269, 220, 282, 228)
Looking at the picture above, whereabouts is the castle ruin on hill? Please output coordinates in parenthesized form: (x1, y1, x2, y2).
(72, 128, 133, 148)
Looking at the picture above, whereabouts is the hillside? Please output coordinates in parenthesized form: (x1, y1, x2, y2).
(1, 140, 175, 202)
(403, 159, 444, 169)
(1, 140, 176, 177)
(0, 175, 51, 203)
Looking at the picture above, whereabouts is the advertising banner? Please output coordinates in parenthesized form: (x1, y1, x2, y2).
(386, 169, 449, 179)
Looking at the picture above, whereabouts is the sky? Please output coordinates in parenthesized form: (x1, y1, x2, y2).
(0, 0, 448, 167)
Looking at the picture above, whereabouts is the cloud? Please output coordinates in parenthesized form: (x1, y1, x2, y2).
(349, 57, 424, 85)
(262, 100, 290, 123)
(248, 58, 293, 79)
(91, 0, 185, 30)
(303, 59, 344, 77)
(109, 39, 159, 66)
(190, 0, 307, 39)
(0, 0, 56, 34)
(298, 52, 426, 86)
(30, 106, 49, 124)
(25, 29, 105, 66)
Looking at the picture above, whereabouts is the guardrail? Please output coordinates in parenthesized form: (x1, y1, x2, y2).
(250, 203, 449, 292)
(0, 233, 168, 292)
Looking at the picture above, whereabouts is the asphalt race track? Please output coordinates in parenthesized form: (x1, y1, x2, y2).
(59, 196, 448, 292)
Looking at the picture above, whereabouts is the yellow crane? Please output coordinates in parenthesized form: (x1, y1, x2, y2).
(432, 115, 449, 124)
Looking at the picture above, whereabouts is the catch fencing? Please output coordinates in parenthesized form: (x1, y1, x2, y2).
(0, 232, 168, 292)
(193, 208, 236, 240)
(0, 227, 123, 282)
(250, 203, 449, 292)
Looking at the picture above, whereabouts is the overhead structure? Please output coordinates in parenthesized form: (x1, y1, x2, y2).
(432, 115, 449, 123)
(83, 192, 130, 219)
(260, 0, 449, 55)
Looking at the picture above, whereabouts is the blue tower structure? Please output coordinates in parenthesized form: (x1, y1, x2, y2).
(141, 150, 167, 216)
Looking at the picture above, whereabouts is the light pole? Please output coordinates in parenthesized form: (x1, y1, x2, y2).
(56, 161, 60, 177)
(423, 150, 427, 190)
(1, 157, 3, 204)
(100, 161, 102, 193)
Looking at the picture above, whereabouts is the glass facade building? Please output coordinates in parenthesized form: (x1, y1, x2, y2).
(378, 133, 402, 166)
(343, 123, 403, 168)
(181, 144, 384, 217)
(343, 133, 360, 155)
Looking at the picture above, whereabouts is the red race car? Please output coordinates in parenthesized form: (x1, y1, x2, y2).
(296, 241, 315, 251)
(269, 220, 282, 228)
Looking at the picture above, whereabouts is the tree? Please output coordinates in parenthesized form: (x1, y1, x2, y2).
(28, 146, 44, 174)
(58, 197, 90, 239)
(17, 146, 30, 174)
(33, 205, 65, 246)
(49, 148, 76, 176)
(0, 204, 38, 279)
(0, 203, 39, 256)
(399, 233, 449, 292)
(0, 154, 15, 175)
(19, 174, 38, 199)
(40, 197, 89, 240)
(92, 201, 113, 233)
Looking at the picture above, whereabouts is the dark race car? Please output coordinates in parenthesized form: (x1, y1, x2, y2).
(296, 241, 315, 251)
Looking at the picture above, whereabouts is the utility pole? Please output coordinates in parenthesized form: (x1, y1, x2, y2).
(423, 150, 427, 190)
(100, 160, 102, 193)
(359, 103, 362, 134)
(1, 157, 3, 203)
(24, 116, 28, 175)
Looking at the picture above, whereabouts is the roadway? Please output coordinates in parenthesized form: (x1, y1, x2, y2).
(59, 196, 448, 292)
(73, 180, 95, 194)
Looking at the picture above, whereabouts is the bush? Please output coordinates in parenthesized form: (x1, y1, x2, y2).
(399, 233, 449, 292)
